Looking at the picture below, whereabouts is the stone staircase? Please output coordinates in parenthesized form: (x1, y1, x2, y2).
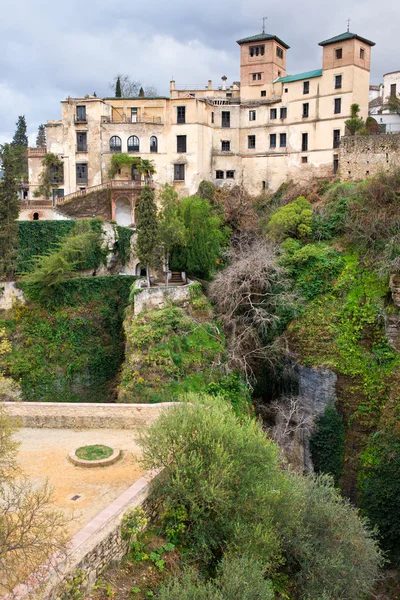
(169, 271, 185, 286)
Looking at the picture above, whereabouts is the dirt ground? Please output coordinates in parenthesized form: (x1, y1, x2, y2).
(14, 428, 144, 537)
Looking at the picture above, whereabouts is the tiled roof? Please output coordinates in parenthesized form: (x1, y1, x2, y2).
(236, 33, 290, 49)
(369, 97, 383, 109)
(318, 32, 375, 47)
(274, 69, 323, 84)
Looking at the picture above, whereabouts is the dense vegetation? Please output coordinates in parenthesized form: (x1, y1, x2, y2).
(0, 276, 135, 402)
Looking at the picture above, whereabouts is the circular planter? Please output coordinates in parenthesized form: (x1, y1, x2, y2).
(68, 446, 121, 468)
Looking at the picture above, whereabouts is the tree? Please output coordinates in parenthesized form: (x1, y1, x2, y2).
(139, 396, 383, 599)
(36, 124, 46, 149)
(0, 144, 20, 279)
(0, 410, 68, 594)
(383, 94, 400, 114)
(209, 237, 296, 382)
(135, 185, 159, 287)
(171, 195, 229, 279)
(345, 103, 364, 135)
(115, 76, 122, 98)
(267, 196, 313, 240)
(158, 185, 187, 286)
(11, 116, 28, 180)
(109, 74, 158, 98)
(139, 86, 145, 97)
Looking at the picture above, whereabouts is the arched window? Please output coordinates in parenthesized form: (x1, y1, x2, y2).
(33, 212, 39, 220)
(127, 136, 140, 152)
(109, 136, 122, 152)
(150, 136, 158, 153)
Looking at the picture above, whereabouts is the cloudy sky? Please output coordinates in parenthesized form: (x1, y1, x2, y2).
(0, 0, 398, 145)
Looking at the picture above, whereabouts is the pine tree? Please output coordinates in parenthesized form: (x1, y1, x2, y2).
(36, 124, 46, 149)
(0, 144, 20, 279)
(115, 77, 122, 98)
(139, 87, 145, 97)
(135, 185, 159, 287)
(11, 116, 28, 148)
(11, 116, 28, 180)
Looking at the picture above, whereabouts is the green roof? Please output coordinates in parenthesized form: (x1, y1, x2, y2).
(236, 33, 290, 49)
(318, 31, 375, 47)
(274, 69, 323, 83)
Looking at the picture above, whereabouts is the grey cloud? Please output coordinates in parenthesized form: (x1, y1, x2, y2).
(0, 0, 398, 141)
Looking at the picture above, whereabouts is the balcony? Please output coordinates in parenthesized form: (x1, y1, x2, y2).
(101, 115, 163, 125)
(74, 117, 88, 124)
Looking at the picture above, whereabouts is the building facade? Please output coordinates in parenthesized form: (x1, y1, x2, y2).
(27, 29, 375, 222)
(369, 69, 400, 134)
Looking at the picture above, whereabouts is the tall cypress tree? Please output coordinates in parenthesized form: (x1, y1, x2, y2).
(135, 185, 159, 287)
(139, 87, 145, 97)
(11, 116, 28, 180)
(0, 144, 20, 279)
(115, 77, 122, 98)
(36, 124, 47, 149)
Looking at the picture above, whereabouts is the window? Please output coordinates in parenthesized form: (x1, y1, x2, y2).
(249, 45, 265, 57)
(261, 90, 266, 97)
(174, 164, 185, 181)
(132, 165, 141, 181)
(302, 103, 309, 118)
(303, 81, 310, 94)
(110, 136, 122, 152)
(226, 170, 235, 179)
(76, 163, 88, 185)
(390, 83, 397, 98)
(49, 164, 63, 184)
(131, 108, 138, 123)
(177, 135, 187, 153)
(222, 111, 230, 128)
(360, 48, 365, 59)
(333, 129, 341, 148)
(333, 154, 339, 174)
(284, 87, 288, 93)
(52, 189, 64, 203)
(262, 181, 266, 190)
(335, 48, 342, 59)
(270, 108, 277, 119)
(334, 98, 342, 114)
(276, 46, 284, 59)
(221, 140, 231, 152)
(76, 105, 86, 122)
(302, 156, 308, 164)
(177, 106, 186, 124)
(335, 75, 342, 89)
(211, 112, 214, 124)
(127, 135, 139, 152)
(252, 73, 262, 81)
(248, 135, 256, 149)
(280, 133, 287, 148)
(249, 110, 256, 121)
(302, 133, 308, 152)
(280, 107, 287, 119)
(270, 134, 277, 149)
(216, 170, 224, 179)
(150, 136, 158, 153)
(76, 132, 87, 152)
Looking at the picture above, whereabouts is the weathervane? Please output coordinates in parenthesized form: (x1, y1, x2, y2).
(261, 17, 267, 33)
(347, 18, 351, 32)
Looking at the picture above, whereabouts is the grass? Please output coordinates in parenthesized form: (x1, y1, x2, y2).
(75, 445, 113, 461)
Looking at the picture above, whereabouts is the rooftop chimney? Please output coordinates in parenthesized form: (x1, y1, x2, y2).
(221, 76, 228, 91)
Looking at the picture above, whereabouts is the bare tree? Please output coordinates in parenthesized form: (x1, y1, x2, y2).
(269, 396, 314, 442)
(209, 236, 298, 384)
(0, 410, 68, 595)
(109, 74, 158, 97)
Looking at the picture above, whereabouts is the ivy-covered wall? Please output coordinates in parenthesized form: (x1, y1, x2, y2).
(1, 276, 136, 403)
(17, 220, 76, 273)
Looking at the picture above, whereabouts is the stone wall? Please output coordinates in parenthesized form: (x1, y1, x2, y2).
(1, 401, 174, 429)
(57, 188, 112, 220)
(340, 133, 400, 181)
(133, 280, 194, 316)
(6, 473, 159, 600)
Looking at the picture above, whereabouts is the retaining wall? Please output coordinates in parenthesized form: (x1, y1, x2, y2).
(1, 401, 174, 429)
(340, 133, 400, 181)
(134, 281, 195, 316)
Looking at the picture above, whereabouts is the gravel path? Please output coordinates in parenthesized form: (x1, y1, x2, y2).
(15, 428, 144, 537)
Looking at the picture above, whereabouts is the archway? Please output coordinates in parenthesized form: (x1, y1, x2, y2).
(33, 212, 39, 220)
(136, 263, 146, 277)
(115, 197, 131, 226)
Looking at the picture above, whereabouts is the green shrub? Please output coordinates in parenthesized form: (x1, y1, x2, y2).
(309, 405, 345, 484)
(17, 221, 76, 273)
(158, 556, 274, 600)
(115, 226, 134, 265)
(312, 181, 358, 240)
(359, 432, 400, 562)
(267, 196, 313, 241)
(281, 240, 345, 299)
